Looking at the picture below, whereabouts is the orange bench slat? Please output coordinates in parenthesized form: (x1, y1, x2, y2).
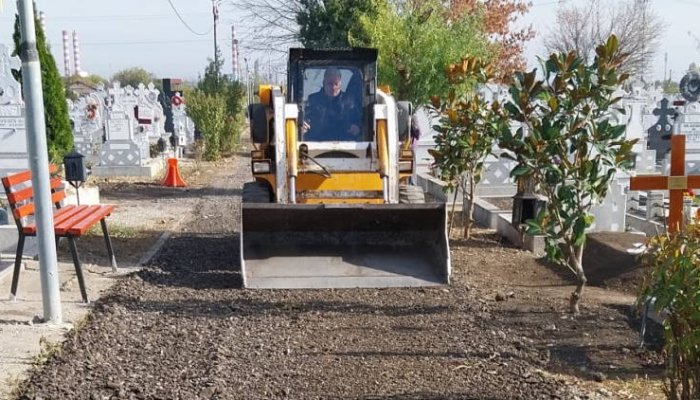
(21, 205, 80, 235)
(66, 205, 114, 235)
(54, 205, 102, 235)
(2, 164, 58, 187)
(6, 178, 63, 205)
(11, 190, 66, 220)
(13, 202, 34, 220)
(51, 190, 66, 205)
(51, 205, 82, 225)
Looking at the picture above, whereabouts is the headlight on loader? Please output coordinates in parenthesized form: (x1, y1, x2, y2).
(252, 160, 271, 174)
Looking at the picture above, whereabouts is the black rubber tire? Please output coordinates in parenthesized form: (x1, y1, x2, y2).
(242, 181, 272, 203)
(399, 184, 425, 204)
(249, 103, 269, 143)
(396, 101, 413, 142)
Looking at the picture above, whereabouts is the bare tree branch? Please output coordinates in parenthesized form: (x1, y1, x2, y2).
(542, 0, 665, 79)
(228, 0, 303, 55)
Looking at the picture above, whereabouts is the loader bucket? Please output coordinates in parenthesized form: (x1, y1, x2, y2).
(240, 203, 450, 289)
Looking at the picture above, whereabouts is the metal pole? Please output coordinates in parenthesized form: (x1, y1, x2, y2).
(17, 0, 62, 323)
(212, 0, 219, 68)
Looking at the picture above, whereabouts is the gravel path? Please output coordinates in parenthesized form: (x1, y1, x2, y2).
(13, 148, 627, 399)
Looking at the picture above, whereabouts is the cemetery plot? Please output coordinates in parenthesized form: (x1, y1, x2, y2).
(11, 155, 665, 400)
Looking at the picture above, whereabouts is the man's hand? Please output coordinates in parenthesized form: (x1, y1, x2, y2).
(302, 120, 311, 134)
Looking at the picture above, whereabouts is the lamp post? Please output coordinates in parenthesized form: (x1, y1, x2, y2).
(212, 0, 220, 66)
(16, 0, 62, 323)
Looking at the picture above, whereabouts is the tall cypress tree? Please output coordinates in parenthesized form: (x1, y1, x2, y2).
(12, 5, 73, 163)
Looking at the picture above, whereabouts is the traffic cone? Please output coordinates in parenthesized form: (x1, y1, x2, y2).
(161, 158, 187, 187)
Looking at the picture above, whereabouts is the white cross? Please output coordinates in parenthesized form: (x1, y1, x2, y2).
(0, 44, 20, 77)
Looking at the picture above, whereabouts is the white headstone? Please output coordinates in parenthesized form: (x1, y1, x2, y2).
(171, 91, 195, 146)
(589, 180, 627, 232)
(680, 102, 700, 151)
(134, 83, 165, 141)
(0, 43, 27, 176)
(99, 104, 149, 167)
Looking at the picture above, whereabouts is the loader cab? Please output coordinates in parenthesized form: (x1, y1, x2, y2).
(287, 48, 378, 143)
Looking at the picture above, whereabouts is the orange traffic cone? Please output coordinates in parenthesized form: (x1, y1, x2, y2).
(161, 158, 187, 187)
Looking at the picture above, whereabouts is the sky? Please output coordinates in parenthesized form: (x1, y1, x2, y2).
(0, 0, 697, 83)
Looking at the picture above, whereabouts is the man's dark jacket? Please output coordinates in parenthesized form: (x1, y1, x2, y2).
(303, 90, 360, 141)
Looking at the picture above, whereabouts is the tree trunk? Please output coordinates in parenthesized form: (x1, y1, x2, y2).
(569, 243, 587, 314)
(464, 175, 475, 239)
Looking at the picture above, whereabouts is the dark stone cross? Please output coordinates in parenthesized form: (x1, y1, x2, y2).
(647, 98, 675, 161)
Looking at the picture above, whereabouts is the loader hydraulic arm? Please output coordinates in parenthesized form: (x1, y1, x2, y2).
(286, 118, 299, 203)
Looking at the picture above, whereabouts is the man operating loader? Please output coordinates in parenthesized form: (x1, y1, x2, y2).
(302, 67, 361, 141)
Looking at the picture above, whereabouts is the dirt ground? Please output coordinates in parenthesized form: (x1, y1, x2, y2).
(7, 146, 667, 400)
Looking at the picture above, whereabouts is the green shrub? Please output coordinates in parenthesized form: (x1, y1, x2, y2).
(641, 223, 700, 400)
(185, 89, 225, 161)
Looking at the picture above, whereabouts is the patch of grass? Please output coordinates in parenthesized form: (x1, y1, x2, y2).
(5, 372, 27, 399)
(582, 376, 665, 399)
(31, 336, 61, 366)
(86, 223, 138, 239)
(71, 313, 91, 332)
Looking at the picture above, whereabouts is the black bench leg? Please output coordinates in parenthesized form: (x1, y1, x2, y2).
(67, 236, 89, 303)
(10, 233, 25, 301)
(100, 219, 118, 272)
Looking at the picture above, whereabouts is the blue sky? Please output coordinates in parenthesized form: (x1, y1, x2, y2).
(0, 0, 696, 83)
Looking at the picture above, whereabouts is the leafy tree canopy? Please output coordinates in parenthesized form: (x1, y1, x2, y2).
(111, 67, 157, 88)
(296, 0, 378, 48)
(351, 0, 491, 105)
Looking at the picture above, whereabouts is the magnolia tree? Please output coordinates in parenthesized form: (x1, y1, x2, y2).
(499, 36, 636, 313)
(429, 57, 506, 239)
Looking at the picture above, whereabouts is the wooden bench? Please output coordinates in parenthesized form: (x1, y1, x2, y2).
(1, 165, 117, 303)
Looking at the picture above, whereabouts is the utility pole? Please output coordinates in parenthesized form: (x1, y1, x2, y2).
(212, 0, 220, 69)
(16, 0, 62, 323)
(639, 0, 648, 83)
(244, 57, 251, 116)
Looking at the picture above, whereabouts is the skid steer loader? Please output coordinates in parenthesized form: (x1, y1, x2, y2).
(241, 48, 450, 289)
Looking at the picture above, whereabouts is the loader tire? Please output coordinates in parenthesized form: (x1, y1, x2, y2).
(242, 181, 272, 203)
(399, 184, 425, 204)
(249, 103, 269, 143)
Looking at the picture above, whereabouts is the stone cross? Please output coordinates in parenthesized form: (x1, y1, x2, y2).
(630, 135, 700, 233)
(647, 98, 675, 161)
(0, 44, 20, 77)
(0, 44, 21, 104)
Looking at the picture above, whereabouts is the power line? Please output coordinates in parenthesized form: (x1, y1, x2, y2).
(80, 39, 209, 46)
(165, 0, 213, 36)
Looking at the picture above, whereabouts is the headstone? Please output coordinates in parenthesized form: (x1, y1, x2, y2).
(680, 101, 700, 150)
(589, 180, 627, 232)
(170, 91, 195, 147)
(625, 99, 657, 173)
(478, 154, 517, 197)
(647, 98, 675, 161)
(134, 83, 165, 142)
(69, 95, 104, 166)
(91, 83, 165, 177)
(0, 43, 27, 177)
(99, 105, 148, 167)
(412, 107, 438, 177)
(646, 192, 665, 220)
